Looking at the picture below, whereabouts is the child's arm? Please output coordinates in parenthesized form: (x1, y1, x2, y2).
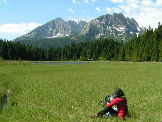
(107, 98, 118, 107)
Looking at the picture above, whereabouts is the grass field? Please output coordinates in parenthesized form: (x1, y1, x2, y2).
(0, 61, 161, 122)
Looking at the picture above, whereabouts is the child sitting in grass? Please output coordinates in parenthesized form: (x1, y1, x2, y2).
(91, 88, 129, 120)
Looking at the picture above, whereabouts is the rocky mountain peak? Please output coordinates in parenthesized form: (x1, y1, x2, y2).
(15, 13, 145, 43)
(81, 13, 144, 41)
(16, 18, 87, 40)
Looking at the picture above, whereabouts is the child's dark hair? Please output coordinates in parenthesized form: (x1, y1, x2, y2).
(115, 88, 124, 97)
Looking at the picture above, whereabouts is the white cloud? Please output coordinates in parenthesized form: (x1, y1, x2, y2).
(91, 0, 96, 2)
(113, 7, 122, 13)
(72, 0, 80, 4)
(119, 0, 162, 28)
(2, 0, 7, 3)
(125, 0, 139, 4)
(155, 0, 162, 7)
(96, 7, 101, 13)
(125, 0, 139, 8)
(84, 0, 96, 3)
(84, 0, 89, 3)
(110, 0, 123, 3)
(0, 22, 41, 34)
(135, 7, 162, 28)
(141, 0, 154, 6)
(105, 7, 112, 13)
(68, 8, 74, 13)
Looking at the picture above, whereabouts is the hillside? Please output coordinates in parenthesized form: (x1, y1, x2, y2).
(15, 13, 145, 48)
(81, 13, 144, 41)
(15, 18, 87, 40)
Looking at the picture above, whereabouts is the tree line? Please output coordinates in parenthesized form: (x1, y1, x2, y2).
(0, 24, 162, 62)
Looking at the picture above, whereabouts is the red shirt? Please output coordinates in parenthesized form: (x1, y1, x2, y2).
(107, 97, 128, 119)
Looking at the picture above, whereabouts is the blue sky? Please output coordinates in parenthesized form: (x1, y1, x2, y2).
(0, 0, 162, 40)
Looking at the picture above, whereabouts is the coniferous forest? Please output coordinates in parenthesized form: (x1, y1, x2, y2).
(0, 24, 162, 62)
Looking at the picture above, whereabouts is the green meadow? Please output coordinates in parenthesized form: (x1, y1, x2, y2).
(0, 61, 161, 122)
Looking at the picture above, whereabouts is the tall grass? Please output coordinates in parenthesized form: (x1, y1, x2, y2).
(0, 61, 161, 122)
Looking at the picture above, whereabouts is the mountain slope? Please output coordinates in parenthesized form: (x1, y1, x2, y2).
(81, 13, 144, 41)
(16, 18, 87, 40)
(15, 13, 145, 48)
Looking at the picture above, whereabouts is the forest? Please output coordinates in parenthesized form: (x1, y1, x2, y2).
(0, 24, 162, 62)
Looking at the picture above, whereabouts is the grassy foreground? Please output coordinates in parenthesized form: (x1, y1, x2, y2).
(0, 61, 161, 122)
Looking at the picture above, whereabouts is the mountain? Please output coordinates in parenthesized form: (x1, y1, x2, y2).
(80, 13, 144, 41)
(16, 18, 87, 40)
(67, 20, 88, 34)
(15, 13, 145, 48)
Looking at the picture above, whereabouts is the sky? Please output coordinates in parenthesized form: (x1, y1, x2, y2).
(0, 0, 162, 40)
